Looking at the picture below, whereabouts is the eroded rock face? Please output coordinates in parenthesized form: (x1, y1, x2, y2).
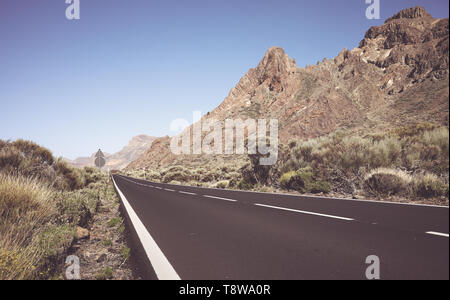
(386, 6, 432, 22)
(128, 7, 449, 170)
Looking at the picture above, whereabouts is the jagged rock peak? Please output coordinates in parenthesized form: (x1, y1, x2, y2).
(257, 47, 297, 72)
(253, 47, 297, 90)
(385, 6, 432, 23)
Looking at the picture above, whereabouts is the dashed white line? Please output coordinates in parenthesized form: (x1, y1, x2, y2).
(179, 191, 197, 196)
(254, 203, 355, 221)
(426, 231, 449, 238)
(203, 195, 237, 202)
(165, 189, 176, 192)
(111, 176, 181, 280)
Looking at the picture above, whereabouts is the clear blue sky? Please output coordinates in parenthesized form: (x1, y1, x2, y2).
(0, 0, 448, 159)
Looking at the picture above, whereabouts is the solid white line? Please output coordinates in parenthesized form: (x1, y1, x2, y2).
(203, 195, 237, 202)
(112, 176, 181, 280)
(254, 203, 355, 221)
(426, 231, 449, 238)
(179, 191, 197, 196)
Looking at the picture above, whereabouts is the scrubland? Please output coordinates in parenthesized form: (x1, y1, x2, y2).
(126, 123, 449, 205)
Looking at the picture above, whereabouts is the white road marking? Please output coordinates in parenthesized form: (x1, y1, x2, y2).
(179, 191, 197, 196)
(254, 203, 355, 221)
(426, 231, 449, 238)
(203, 195, 237, 202)
(165, 189, 176, 192)
(119, 175, 449, 209)
(111, 176, 181, 280)
(155, 187, 162, 190)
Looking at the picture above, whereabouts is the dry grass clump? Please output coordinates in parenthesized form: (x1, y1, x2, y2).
(0, 173, 101, 280)
(0, 174, 76, 280)
(0, 174, 56, 248)
(214, 180, 230, 189)
(415, 173, 449, 198)
(363, 168, 413, 197)
(0, 139, 105, 280)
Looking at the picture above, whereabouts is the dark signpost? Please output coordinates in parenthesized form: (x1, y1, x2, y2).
(95, 149, 106, 169)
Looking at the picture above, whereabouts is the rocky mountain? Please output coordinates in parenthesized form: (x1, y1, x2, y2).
(69, 135, 157, 170)
(127, 6, 448, 171)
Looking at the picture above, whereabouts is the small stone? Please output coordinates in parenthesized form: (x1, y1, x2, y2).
(76, 226, 90, 240)
(96, 253, 108, 263)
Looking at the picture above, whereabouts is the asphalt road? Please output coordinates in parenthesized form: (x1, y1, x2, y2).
(112, 174, 449, 280)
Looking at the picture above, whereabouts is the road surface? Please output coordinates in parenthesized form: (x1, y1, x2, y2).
(112, 174, 449, 280)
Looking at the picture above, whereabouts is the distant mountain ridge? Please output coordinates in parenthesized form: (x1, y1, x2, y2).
(68, 135, 157, 170)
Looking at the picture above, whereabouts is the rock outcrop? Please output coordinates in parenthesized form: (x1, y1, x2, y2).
(128, 7, 449, 171)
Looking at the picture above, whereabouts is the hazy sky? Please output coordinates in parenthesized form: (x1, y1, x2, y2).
(0, 0, 448, 159)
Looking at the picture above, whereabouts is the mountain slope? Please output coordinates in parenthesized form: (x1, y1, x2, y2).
(128, 6, 448, 171)
(70, 135, 157, 170)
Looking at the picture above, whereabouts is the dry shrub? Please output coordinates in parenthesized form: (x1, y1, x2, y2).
(415, 173, 449, 198)
(363, 168, 413, 197)
(279, 167, 331, 194)
(215, 180, 230, 189)
(0, 173, 57, 279)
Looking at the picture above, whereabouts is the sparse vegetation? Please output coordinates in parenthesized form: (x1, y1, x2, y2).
(278, 124, 449, 203)
(363, 168, 413, 197)
(107, 217, 122, 228)
(0, 139, 106, 280)
(279, 167, 331, 194)
(95, 266, 113, 280)
(122, 124, 448, 204)
(214, 180, 230, 189)
(415, 173, 449, 198)
(122, 246, 131, 261)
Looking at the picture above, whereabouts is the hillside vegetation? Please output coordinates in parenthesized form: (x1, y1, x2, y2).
(278, 124, 449, 201)
(125, 8, 448, 205)
(0, 139, 105, 279)
(124, 124, 449, 205)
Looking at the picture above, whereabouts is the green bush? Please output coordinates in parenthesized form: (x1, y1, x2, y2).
(215, 180, 229, 189)
(163, 170, 191, 183)
(107, 217, 122, 228)
(237, 179, 254, 190)
(57, 190, 98, 227)
(279, 171, 295, 190)
(122, 246, 130, 261)
(279, 168, 331, 194)
(96, 267, 113, 280)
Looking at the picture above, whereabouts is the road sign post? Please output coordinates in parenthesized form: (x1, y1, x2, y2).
(95, 149, 106, 169)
